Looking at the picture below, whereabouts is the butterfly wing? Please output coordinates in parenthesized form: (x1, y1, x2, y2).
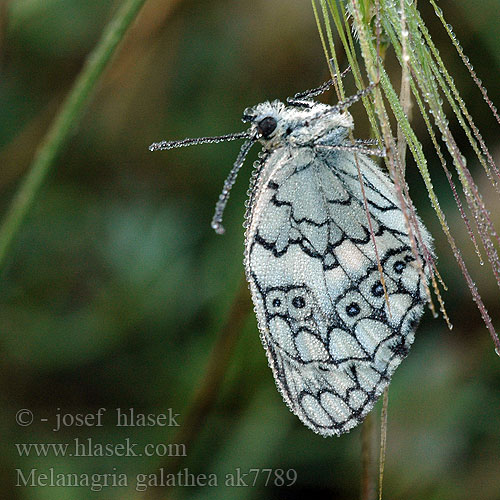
(244, 145, 431, 436)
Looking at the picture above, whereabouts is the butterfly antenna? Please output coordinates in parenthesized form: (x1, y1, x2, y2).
(149, 131, 250, 151)
(211, 139, 255, 235)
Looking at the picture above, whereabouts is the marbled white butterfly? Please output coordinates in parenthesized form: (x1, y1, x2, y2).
(150, 79, 433, 436)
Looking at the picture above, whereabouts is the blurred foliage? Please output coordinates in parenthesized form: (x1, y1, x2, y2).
(0, 0, 499, 499)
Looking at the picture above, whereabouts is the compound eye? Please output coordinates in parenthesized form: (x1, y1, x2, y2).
(257, 116, 277, 138)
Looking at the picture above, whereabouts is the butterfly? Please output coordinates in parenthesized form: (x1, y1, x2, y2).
(150, 78, 433, 436)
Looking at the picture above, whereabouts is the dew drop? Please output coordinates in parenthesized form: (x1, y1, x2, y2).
(433, 5, 443, 16)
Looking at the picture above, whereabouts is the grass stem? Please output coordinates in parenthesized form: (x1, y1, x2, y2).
(0, 0, 148, 271)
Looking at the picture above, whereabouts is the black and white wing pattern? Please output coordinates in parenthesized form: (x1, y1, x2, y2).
(150, 87, 433, 436)
(244, 145, 432, 436)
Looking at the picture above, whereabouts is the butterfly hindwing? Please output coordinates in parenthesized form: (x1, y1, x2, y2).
(245, 146, 430, 436)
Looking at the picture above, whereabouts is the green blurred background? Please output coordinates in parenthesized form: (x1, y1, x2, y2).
(1, 0, 499, 499)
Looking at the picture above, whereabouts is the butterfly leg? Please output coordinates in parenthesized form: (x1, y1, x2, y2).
(287, 67, 351, 107)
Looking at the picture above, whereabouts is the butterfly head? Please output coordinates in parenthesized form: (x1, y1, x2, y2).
(242, 100, 354, 148)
